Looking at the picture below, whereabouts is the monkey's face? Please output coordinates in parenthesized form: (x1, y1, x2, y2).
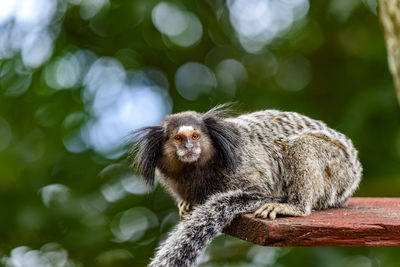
(133, 106, 239, 185)
(171, 125, 202, 163)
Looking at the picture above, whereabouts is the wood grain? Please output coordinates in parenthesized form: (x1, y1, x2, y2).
(223, 198, 400, 246)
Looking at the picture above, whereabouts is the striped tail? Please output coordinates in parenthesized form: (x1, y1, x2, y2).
(149, 190, 275, 267)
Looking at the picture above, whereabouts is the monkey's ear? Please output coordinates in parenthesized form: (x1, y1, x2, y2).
(202, 103, 238, 118)
(203, 107, 240, 170)
(130, 126, 164, 188)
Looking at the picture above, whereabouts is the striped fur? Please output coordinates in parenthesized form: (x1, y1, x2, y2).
(132, 105, 362, 266)
(149, 190, 273, 267)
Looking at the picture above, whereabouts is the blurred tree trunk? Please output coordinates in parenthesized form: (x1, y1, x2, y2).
(379, 0, 400, 104)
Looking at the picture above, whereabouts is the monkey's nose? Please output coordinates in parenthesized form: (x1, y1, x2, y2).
(184, 142, 193, 149)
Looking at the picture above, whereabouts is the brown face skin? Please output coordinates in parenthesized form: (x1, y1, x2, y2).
(163, 124, 215, 164)
(171, 126, 202, 163)
(160, 113, 216, 171)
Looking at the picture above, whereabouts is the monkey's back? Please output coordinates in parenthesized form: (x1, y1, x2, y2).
(225, 110, 362, 206)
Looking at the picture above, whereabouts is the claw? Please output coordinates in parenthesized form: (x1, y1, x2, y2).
(178, 200, 192, 217)
(268, 209, 277, 220)
(254, 203, 305, 220)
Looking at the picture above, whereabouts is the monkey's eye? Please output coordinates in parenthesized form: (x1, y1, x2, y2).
(174, 135, 184, 142)
(192, 133, 200, 140)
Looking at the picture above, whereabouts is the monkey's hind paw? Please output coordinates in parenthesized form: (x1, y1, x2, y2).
(178, 200, 192, 217)
(254, 203, 306, 220)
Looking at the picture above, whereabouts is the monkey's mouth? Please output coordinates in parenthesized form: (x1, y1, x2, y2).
(178, 152, 200, 163)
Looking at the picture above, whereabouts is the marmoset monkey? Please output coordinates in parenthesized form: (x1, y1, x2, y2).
(131, 104, 362, 267)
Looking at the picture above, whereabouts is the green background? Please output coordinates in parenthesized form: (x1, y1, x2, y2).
(1, 0, 399, 266)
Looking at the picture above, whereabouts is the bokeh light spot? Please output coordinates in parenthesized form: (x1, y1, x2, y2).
(0, 60, 32, 97)
(55, 53, 81, 89)
(228, 0, 309, 53)
(83, 84, 171, 157)
(44, 52, 84, 90)
(101, 182, 126, 203)
(110, 207, 158, 242)
(275, 54, 311, 91)
(62, 112, 89, 154)
(152, 3, 188, 36)
(81, 57, 172, 158)
(80, 193, 108, 213)
(80, 0, 110, 20)
(152, 2, 203, 47)
(15, 0, 56, 26)
(121, 174, 150, 195)
(0, 0, 59, 67)
(22, 30, 54, 69)
(215, 59, 248, 98)
(2, 244, 78, 267)
(83, 57, 126, 104)
(247, 246, 280, 265)
(39, 184, 70, 207)
(175, 62, 217, 101)
(0, 0, 16, 24)
(169, 13, 202, 47)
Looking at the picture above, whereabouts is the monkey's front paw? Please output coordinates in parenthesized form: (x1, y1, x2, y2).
(178, 200, 192, 218)
(254, 203, 304, 220)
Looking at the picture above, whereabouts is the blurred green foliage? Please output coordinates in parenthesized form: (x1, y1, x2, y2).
(0, 0, 399, 266)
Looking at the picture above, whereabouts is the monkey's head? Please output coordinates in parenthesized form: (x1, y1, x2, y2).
(131, 104, 240, 187)
(161, 111, 213, 164)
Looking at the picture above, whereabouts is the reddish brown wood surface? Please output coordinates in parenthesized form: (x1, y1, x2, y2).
(223, 198, 400, 246)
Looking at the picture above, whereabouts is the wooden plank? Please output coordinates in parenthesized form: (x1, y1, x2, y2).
(223, 198, 400, 247)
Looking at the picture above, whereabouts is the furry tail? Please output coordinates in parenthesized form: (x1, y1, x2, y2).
(149, 190, 276, 267)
